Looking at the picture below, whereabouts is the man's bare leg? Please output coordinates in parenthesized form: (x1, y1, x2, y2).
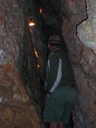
(59, 122, 66, 128)
(50, 122, 59, 128)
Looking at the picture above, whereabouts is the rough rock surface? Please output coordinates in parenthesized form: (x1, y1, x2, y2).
(0, 0, 42, 127)
(77, 0, 96, 54)
(61, 0, 96, 128)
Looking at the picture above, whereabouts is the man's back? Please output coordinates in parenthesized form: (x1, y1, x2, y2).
(47, 48, 75, 93)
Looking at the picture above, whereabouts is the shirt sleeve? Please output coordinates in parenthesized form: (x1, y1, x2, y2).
(46, 54, 62, 93)
(50, 58, 62, 92)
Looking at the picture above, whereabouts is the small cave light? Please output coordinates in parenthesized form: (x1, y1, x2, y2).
(37, 64, 40, 69)
(28, 17, 35, 27)
(39, 7, 43, 14)
(34, 48, 39, 58)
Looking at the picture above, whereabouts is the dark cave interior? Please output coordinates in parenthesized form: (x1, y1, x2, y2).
(21, 1, 75, 127)
(24, 0, 67, 42)
(20, 0, 69, 102)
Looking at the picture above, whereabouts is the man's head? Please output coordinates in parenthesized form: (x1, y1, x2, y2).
(48, 35, 61, 50)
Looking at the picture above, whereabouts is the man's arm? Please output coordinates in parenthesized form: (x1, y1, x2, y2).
(48, 55, 62, 93)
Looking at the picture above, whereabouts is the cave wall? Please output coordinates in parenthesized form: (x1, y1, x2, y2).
(0, 0, 42, 127)
(1, 0, 96, 127)
(61, 0, 96, 128)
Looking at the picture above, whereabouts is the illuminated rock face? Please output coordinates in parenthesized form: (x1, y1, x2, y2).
(77, 0, 96, 126)
(77, 0, 96, 54)
(0, 0, 42, 127)
(61, 0, 96, 128)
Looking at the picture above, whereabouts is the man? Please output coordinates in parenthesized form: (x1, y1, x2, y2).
(43, 35, 77, 128)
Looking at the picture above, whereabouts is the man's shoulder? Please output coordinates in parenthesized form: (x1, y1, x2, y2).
(49, 48, 66, 59)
